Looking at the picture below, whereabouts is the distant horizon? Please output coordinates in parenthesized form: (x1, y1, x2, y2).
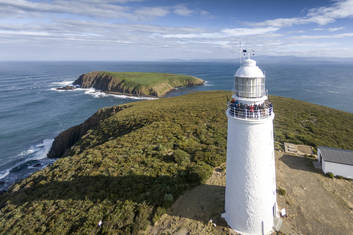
(2, 55, 353, 63)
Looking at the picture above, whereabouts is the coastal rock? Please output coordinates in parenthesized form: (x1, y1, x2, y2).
(73, 71, 204, 97)
(56, 85, 76, 91)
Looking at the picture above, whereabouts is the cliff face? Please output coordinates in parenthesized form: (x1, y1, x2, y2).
(73, 71, 204, 97)
(47, 105, 127, 158)
(73, 72, 116, 91)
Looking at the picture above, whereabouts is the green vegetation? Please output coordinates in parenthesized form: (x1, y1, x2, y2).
(0, 91, 352, 234)
(277, 187, 286, 196)
(326, 172, 335, 178)
(272, 95, 353, 150)
(73, 71, 204, 97)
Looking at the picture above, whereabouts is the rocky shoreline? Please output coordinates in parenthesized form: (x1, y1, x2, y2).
(56, 85, 76, 91)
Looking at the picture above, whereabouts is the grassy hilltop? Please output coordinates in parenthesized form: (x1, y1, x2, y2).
(73, 71, 204, 97)
(0, 91, 353, 234)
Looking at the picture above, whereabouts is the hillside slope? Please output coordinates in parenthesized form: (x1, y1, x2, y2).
(0, 91, 352, 234)
(73, 71, 204, 97)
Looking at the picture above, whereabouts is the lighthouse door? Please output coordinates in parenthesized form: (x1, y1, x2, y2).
(273, 203, 276, 217)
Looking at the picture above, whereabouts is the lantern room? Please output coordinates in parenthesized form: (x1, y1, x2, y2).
(234, 59, 266, 98)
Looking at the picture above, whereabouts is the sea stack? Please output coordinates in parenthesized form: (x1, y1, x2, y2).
(223, 55, 279, 234)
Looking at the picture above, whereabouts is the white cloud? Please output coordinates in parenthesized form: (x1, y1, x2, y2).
(162, 27, 279, 39)
(200, 10, 210, 16)
(314, 26, 344, 32)
(253, 0, 353, 27)
(221, 27, 279, 36)
(293, 32, 353, 39)
(0, 0, 173, 20)
(173, 5, 193, 16)
(133, 7, 169, 18)
(0, 29, 50, 36)
(0, 0, 135, 19)
(327, 27, 344, 32)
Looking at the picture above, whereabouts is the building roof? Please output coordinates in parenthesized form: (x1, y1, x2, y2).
(234, 59, 265, 78)
(318, 146, 353, 166)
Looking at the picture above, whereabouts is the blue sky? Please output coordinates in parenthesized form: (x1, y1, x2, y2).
(1, 0, 353, 60)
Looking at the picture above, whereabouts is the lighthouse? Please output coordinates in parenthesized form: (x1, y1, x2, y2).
(222, 54, 278, 234)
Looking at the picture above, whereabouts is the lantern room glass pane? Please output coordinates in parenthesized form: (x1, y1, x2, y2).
(235, 77, 265, 98)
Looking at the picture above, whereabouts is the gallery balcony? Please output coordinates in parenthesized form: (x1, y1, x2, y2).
(228, 103, 273, 120)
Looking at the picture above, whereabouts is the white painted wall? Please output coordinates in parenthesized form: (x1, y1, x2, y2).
(317, 149, 323, 164)
(322, 160, 353, 179)
(223, 112, 277, 235)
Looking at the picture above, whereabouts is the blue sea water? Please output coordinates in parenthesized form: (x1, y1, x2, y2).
(0, 61, 353, 191)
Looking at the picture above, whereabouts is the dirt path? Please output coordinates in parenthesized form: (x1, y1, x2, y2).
(145, 152, 353, 235)
(276, 153, 353, 235)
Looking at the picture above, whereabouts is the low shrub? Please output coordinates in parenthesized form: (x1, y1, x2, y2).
(277, 187, 286, 196)
(173, 149, 190, 166)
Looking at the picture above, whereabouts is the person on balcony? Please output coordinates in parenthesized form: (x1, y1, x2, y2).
(244, 104, 248, 118)
(254, 104, 259, 118)
(250, 105, 254, 118)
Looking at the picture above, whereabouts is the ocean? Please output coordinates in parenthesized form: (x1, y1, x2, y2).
(1, 61, 353, 191)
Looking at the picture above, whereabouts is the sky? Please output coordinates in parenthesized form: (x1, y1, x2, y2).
(1, 0, 353, 61)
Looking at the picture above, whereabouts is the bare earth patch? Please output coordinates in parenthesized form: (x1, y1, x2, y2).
(145, 152, 353, 235)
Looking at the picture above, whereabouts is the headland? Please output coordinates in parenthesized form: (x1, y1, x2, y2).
(57, 71, 204, 97)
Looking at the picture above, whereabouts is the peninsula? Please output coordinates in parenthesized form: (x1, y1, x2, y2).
(1, 91, 352, 234)
(57, 71, 204, 97)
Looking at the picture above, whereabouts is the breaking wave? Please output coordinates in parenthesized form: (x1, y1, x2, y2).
(0, 139, 55, 191)
(204, 81, 214, 87)
(0, 170, 9, 180)
(77, 88, 158, 100)
(50, 80, 74, 86)
(50, 81, 158, 100)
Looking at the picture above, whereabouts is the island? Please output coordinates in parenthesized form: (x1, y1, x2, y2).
(1, 91, 352, 234)
(57, 71, 205, 97)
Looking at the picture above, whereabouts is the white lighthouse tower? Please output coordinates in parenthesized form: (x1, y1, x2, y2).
(223, 53, 278, 234)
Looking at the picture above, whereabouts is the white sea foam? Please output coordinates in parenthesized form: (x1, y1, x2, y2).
(50, 87, 64, 92)
(0, 139, 54, 188)
(204, 81, 214, 87)
(32, 139, 54, 160)
(0, 169, 9, 179)
(50, 84, 157, 100)
(76, 88, 158, 100)
(11, 139, 54, 170)
(18, 148, 35, 157)
(51, 80, 74, 86)
(16, 139, 53, 161)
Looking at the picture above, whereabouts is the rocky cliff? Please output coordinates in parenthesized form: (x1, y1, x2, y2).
(47, 105, 127, 158)
(72, 71, 204, 97)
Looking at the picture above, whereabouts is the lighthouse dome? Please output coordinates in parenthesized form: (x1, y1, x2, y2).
(235, 59, 264, 78)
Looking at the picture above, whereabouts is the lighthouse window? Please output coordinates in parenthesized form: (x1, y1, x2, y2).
(235, 77, 265, 98)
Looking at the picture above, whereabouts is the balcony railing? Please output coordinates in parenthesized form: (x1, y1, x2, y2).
(228, 103, 273, 120)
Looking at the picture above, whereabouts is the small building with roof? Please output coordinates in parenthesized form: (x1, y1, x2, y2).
(317, 146, 353, 179)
